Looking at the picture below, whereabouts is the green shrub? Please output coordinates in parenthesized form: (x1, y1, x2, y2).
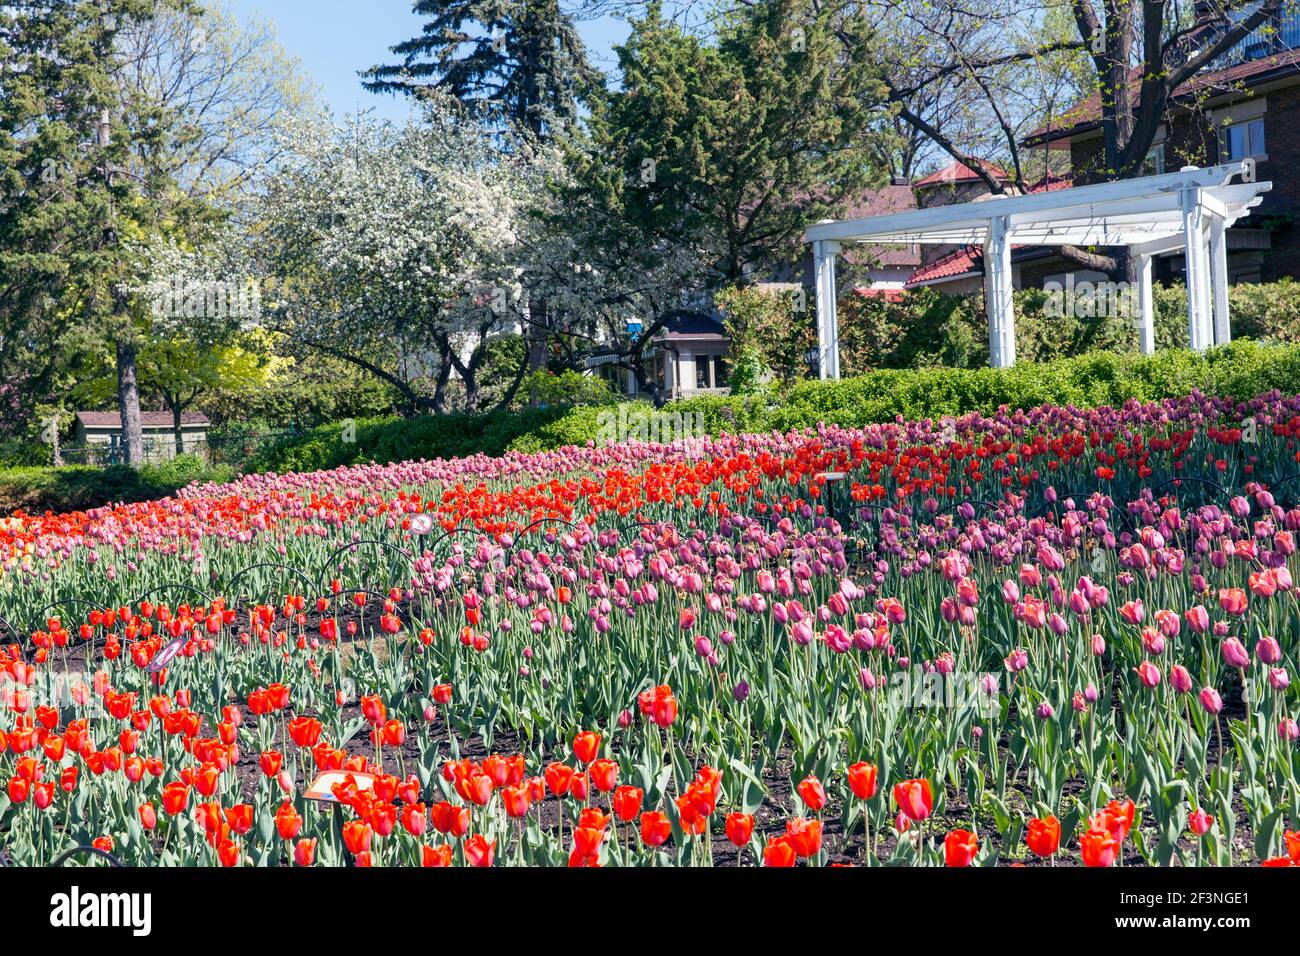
(0, 455, 234, 516)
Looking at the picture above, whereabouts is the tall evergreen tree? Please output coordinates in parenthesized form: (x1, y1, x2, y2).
(363, 0, 600, 139)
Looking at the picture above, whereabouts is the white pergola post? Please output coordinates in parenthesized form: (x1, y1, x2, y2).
(813, 238, 841, 379)
(1135, 252, 1155, 354)
(1209, 214, 1232, 344)
(984, 215, 1015, 367)
(1181, 185, 1213, 350)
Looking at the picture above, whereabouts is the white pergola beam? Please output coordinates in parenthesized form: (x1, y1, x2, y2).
(805, 163, 1264, 245)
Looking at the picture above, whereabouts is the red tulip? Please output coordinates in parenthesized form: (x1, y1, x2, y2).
(726, 812, 754, 847)
(464, 834, 495, 867)
(893, 778, 933, 821)
(944, 829, 979, 867)
(612, 785, 643, 822)
(846, 761, 878, 800)
(1080, 828, 1118, 867)
(640, 811, 672, 847)
(1026, 815, 1061, 857)
(589, 758, 618, 793)
(294, 838, 318, 866)
(796, 775, 827, 812)
(275, 802, 303, 840)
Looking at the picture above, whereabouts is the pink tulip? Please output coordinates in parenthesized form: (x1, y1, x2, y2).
(1221, 637, 1250, 669)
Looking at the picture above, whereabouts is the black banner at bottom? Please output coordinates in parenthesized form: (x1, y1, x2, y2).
(1, 864, 1287, 941)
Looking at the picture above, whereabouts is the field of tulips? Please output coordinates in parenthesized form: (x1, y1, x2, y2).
(3, 388, 1300, 868)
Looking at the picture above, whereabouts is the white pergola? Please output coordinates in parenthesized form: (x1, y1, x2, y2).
(804, 162, 1272, 375)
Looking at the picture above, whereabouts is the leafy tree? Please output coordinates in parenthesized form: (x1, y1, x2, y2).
(0, 1, 159, 457)
(139, 333, 275, 455)
(365, 0, 604, 392)
(254, 98, 560, 414)
(864, 0, 1289, 274)
(716, 285, 816, 389)
(602, 0, 886, 282)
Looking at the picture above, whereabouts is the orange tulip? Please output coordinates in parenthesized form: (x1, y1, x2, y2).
(224, 804, 254, 835)
(763, 836, 797, 867)
(342, 820, 373, 855)
(572, 730, 601, 764)
(162, 781, 190, 816)
(422, 843, 453, 867)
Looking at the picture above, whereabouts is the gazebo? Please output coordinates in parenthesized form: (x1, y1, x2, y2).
(804, 162, 1272, 376)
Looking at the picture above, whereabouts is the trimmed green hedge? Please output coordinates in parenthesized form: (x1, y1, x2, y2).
(0, 455, 235, 516)
(243, 340, 1300, 473)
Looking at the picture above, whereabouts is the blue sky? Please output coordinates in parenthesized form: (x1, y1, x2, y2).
(224, 1, 632, 122)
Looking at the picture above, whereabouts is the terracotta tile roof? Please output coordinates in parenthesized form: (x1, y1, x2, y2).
(913, 160, 1009, 188)
(904, 246, 984, 287)
(1024, 48, 1300, 146)
(75, 411, 210, 429)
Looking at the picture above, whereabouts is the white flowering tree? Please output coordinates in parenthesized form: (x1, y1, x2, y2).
(254, 96, 557, 413)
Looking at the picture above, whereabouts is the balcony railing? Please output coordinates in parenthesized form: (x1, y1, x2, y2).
(1212, 13, 1300, 69)
(668, 386, 731, 401)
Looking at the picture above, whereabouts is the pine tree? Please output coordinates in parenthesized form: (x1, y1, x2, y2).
(363, 0, 599, 140)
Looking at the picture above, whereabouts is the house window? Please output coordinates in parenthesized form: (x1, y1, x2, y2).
(696, 360, 709, 390)
(1140, 144, 1165, 176)
(1221, 117, 1265, 161)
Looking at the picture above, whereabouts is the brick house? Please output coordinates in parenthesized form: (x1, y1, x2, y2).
(908, 11, 1300, 291)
